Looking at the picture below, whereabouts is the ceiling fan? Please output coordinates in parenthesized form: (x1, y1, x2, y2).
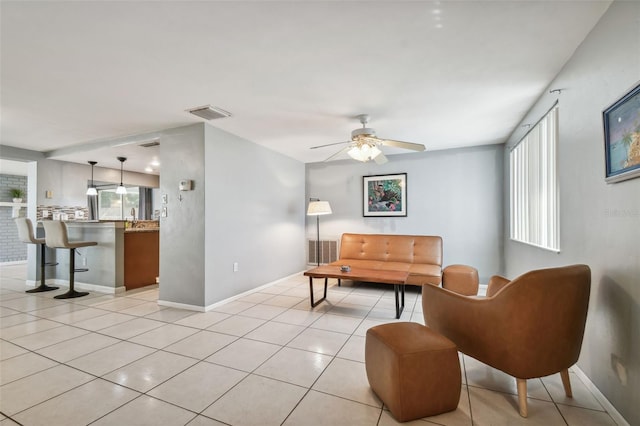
(311, 114, 426, 164)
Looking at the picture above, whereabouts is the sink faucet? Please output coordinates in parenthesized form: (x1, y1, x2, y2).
(130, 207, 136, 221)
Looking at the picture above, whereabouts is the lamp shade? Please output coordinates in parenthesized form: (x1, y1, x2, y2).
(86, 187, 98, 196)
(307, 201, 332, 216)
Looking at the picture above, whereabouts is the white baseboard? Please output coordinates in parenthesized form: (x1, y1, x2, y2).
(0, 261, 28, 266)
(26, 279, 126, 295)
(573, 365, 629, 426)
(158, 270, 306, 312)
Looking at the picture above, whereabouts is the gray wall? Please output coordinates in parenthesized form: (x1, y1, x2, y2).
(503, 2, 640, 424)
(306, 144, 504, 283)
(158, 123, 306, 307)
(204, 124, 306, 305)
(159, 124, 206, 306)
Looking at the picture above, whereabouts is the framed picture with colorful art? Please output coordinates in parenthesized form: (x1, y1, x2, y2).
(363, 173, 407, 217)
(603, 81, 640, 183)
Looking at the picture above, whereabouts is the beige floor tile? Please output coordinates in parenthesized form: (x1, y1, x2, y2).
(206, 315, 266, 336)
(244, 321, 305, 345)
(557, 404, 617, 425)
(91, 395, 195, 426)
(128, 290, 161, 302)
(71, 294, 117, 306)
(0, 318, 63, 340)
(0, 352, 58, 385)
(313, 358, 381, 407)
(354, 318, 390, 336)
(67, 341, 156, 376)
(92, 297, 148, 312)
(254, 347, 332, 387)
(237, 292, 275, 304)
(283, 390, 381, 426)
(463, 356, 551, 401)
(541, 372, 604, 410)
(148, 361, 246, 412)
(0, 312, 36, 327)
(203, 374, 306, 425)
(186, 415, 227, 426)
(30, 303, 88, 319)
(98, 317, 165, 339)
(310, 313, 363, 334)
(262, 294, 305, 308)
(13, 378, 139, 426)
(143, 307, 197, 323)
(163, 330, 236, 359)
(102, 350, 197, 392)
(272, 308, 324, 326)
(328, 302, 372, 318)
(282, 286, 317, 298)
(421, 385, 472, 425)
(9, 324, 89, 350)
(0, 296, 61, 312)
(367, 307, 412, 321)
(48, 307, 111, 324)
(239, 304, 288, 320)
(118, 301, 166, 317)
(72, 312, 137, 331)
(291, 298, 335, 313)
(205, 337, 281, 372)
(210, 300, 255, 315)
(128, 323, 199, 349)
(174, 311, 231, 329)
(336, 335, 366, 362)
(287, 327, 350, 356)
(0, 364, 93, 416)
(378, 410, 432, 425)
(0, 340, 28, 361)
(341, 294, 380, 307)
(467, 386, 564, 425)
(35, 332, 119, 362)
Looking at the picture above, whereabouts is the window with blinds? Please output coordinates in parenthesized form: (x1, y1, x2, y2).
(509, 105, 560, 252)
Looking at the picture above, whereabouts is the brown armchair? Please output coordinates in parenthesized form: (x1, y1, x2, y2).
(422, 264, 591, 417)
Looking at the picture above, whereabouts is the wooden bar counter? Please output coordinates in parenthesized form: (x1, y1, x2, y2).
(124, 228, 159, 290)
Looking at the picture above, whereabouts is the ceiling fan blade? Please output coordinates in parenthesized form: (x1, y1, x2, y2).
(324, 146, 351, 162)
(380, 139, 426, 152)
(374, 152, 388, 165)
(310, 141, 351, 150)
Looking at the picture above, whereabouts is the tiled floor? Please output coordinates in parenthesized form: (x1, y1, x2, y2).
(0, 263, 618, 426)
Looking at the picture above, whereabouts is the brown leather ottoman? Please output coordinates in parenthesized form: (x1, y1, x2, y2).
(442, 264, 479, 296)
(365, 322, 461, 422)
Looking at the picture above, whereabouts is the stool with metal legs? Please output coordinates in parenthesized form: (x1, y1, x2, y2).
(42, 220, 97, 299)
(14, 218, 59, 293)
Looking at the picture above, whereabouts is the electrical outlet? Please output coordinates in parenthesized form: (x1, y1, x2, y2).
(161, 207, 167, 217)
(233, 262, 239, 272)
(82, 258, 87, 267)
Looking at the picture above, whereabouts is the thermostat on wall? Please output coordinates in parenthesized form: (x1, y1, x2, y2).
(179, 179, 193, 191)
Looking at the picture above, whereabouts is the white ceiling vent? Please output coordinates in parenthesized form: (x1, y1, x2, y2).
(187, 105, 232, 120)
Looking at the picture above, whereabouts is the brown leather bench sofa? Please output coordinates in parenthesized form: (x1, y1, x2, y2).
(329, 233, 443, 286)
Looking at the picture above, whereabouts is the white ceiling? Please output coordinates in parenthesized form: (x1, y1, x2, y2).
(0, 1, 611, 173)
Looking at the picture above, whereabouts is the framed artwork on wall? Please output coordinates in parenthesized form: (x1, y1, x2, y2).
(363, 173, 407, 217)
(603, 81, 640, 183)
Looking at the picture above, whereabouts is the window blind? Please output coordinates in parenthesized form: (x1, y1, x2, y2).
(510, 105, 559, 252)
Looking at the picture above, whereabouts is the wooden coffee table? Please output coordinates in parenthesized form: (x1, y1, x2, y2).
(304, 266, 409, 319)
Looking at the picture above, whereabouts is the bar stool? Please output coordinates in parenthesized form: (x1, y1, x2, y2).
(14, 218, 59, 293)
(42, 220, 97, 299)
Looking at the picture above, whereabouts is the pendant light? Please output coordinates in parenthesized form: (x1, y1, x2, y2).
(116, 157, 127, 195)
(86, 161, 98, 196)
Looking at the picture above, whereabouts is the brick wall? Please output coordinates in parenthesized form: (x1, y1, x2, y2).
(0, 174, 28, 262)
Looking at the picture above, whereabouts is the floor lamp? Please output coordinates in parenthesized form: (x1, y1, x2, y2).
(307, 198, 332, 266)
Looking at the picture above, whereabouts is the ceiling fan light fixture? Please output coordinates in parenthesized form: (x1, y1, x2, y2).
(347, 143, 381, 162)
